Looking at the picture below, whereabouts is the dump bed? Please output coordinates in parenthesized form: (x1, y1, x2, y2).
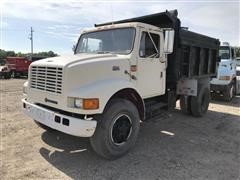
(96, 10, 220, 88)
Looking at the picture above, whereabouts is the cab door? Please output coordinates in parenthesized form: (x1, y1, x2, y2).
(136, 29, 166, 98)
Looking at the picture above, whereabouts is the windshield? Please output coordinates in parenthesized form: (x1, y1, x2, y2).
(219, 46, 230, 59)
(75, 28, 135, 55)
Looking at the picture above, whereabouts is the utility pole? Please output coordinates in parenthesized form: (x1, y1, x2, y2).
(29, 27, 33, 60)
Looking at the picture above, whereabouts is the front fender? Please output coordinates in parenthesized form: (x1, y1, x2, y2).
(68, 78, 140, 114)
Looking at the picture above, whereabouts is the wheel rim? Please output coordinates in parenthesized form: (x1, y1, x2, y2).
(110, 114, 132, 146)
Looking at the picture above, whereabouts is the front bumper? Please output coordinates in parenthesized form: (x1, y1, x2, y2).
(0, 71, 9, 76)
(210, 83, 230, 93)
(22, 98, 97, 137)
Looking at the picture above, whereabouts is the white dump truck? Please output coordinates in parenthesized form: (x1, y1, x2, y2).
(210, 42, 237, 101)
(22, 10, 219, 159)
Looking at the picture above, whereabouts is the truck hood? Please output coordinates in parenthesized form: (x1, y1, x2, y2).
(0, 65, 8, 71)
(31, 53, 119, 67)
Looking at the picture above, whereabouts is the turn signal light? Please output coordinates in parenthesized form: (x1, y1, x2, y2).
(83, 98, 99, 110)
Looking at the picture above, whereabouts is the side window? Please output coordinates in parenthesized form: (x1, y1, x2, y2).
(139, 32, 160, 58)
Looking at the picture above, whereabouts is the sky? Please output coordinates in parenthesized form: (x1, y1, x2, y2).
(0, 0, 239, 55)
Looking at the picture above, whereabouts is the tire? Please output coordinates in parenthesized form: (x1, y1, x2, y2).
(90, 99, 140, 160)
(34, 120, 54, 131)
(4, 72, 11, 79)
(3, 74, 8, 79)
(223, 83, 234, 101)
(191, 86, 210, 117)
(180, 95, 191, 115)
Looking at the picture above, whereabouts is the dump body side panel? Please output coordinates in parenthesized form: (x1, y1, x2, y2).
(177, 29, 219, 79)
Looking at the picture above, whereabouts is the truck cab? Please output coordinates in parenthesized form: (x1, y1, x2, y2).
(210, 42, 237, 100)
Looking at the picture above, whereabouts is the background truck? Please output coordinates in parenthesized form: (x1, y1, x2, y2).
(6, 57, 32, 78)
(22, 10, 219, 159)
(210, 42, 237, 101)
(6, 56, 46, 78)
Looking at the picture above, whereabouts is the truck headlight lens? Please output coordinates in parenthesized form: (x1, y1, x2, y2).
(73, 98, 99, 109)
(219, 76, 230, 80)
(74, 98, 83, 108)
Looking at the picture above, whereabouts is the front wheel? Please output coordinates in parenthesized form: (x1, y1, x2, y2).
(90, 99, 140, 160)
(223, 82, 235, 101)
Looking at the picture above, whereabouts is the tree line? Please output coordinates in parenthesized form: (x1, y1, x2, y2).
(0, 48, 239, 60)
(0, 49, 58, 60)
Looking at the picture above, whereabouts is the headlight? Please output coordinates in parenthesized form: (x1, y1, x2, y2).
(74, 98, 83, 108)
(23, 81, 28, 94)
(219, 76, 231, 80)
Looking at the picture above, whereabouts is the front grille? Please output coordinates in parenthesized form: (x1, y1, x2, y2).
(30, 66, 63, 94)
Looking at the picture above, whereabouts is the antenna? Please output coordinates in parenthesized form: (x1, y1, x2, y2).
(28, 27, 34, 60)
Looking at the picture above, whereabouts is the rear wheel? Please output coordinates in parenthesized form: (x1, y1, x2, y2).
(191, 87, 210, 117)
(90, 99, 140, 160)
(180, 95, 192, 115)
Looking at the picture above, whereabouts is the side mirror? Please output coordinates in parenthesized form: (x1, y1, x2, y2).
(164, 30, 175, 54)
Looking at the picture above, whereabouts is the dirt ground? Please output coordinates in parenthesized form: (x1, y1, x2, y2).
(1, 79, 240, 180)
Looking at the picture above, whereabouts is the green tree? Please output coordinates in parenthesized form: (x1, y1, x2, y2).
(33, 51, 58, 57)
(0, 49, 58, 59)
(6, 51, 16, 57)
(0, 49, 7, 60)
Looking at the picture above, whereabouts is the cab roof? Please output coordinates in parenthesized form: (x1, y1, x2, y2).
(82, 22, 162, 34)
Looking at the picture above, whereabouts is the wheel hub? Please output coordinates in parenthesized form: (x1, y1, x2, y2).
(111, 114, 132, 145)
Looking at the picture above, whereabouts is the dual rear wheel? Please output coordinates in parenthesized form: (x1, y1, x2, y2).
(180, 86, 210, 117)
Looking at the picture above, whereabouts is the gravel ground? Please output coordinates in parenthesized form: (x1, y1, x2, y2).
(1, 79, 240, 180)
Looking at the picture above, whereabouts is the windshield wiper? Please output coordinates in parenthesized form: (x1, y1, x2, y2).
(96, 51, 112, 54)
